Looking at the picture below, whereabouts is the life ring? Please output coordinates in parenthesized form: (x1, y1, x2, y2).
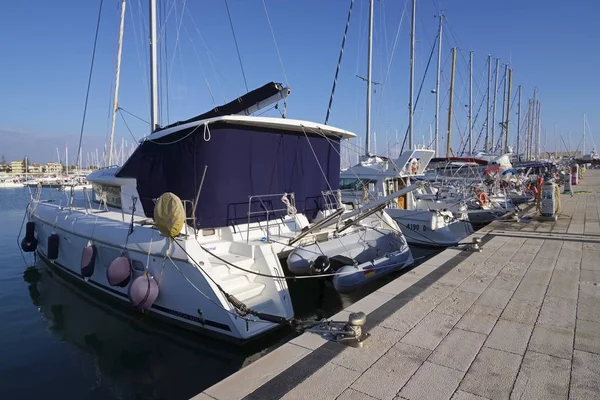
(411, 164, 418, 174)
(478, 192, 488, 206)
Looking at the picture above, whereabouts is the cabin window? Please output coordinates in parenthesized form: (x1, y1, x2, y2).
(339, 178, 378, 191)
(92, 183, 122, 208)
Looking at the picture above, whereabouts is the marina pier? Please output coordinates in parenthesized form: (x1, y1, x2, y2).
(197, 170, 600, 400)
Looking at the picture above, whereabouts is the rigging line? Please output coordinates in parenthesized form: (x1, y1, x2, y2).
(183, 5, 227, 106)
(167, 0, 187, 101)
(398, 31, 439, 154)
(118, 107, 149, 124)
(325, 0, 354, 125)
(182, 25, 217, 106)
(118, 109, 140, 142)
(224, 0, 249, 92)
(128, 0, 150, 111)
(76, 0, 104, 169)
(262, 0, 289, 87)
(373, 0, 409, 119)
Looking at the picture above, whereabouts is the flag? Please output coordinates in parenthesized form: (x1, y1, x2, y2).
(363, 269, 375, 278)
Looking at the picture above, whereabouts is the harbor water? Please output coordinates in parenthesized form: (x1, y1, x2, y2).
(0, 188, 439, 399)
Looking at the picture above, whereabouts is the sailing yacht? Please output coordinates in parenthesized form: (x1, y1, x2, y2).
(340, 149, 474, 247)
(23, 2, 413, 341)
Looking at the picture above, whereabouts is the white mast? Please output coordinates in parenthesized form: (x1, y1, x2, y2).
(408, 0, 416, 149)
(434, 13, 443, 157)
(364, 0, 374, 157)
(108, 0, 127, 166)
(149, 0, 160, 132)
(485, 55, 491, 152)
(491, 58, 499, 152)
(517, 85, 521, 157)
(468, 50, 473, 155)
(583, 113, 586, 155)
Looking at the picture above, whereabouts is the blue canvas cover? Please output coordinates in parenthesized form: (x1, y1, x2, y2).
(116, 122, 340, 229)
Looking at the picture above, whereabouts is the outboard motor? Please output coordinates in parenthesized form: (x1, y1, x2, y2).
(20, 222, 38, 253)
(310, 255, 331, 275)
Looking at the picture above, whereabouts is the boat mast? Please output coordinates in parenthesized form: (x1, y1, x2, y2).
(485, 55, 491, 153)
(446, 47, 456, 158)
(583, 113, 586, 155)
(149, 0, 160, 132)
(491, 58, 499, 152)
(108, 0, 127, 166)
(365, 0, 374, 156)
(408, 0, 416, 150)
(434, 13, 443, 157)
(505, 68, 512, 151)
(516, 84, 521, 157)
(500, 64, 507, 151)
(537, 101, 541, 159)
(531, 89, 537, 159)
(468, 50, 473, 155)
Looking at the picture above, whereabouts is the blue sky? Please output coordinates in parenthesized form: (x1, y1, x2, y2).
(0, 0, 598, 164)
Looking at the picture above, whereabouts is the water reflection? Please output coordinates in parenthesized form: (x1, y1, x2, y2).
(23, 261, 287, 400)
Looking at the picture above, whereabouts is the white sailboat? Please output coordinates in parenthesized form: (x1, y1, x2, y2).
(23, 0, 413, 341)
(0, 177, 25, 188)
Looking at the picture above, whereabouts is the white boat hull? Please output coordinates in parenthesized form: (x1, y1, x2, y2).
(29, 201, 294, 342)
(386, 208, 474, 247)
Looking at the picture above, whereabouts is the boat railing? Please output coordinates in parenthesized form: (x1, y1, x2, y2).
(246, 192, 295, 243)
(181, 199, 196, 238)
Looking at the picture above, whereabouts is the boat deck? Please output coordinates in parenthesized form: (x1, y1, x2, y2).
(196, 168, 600, 400)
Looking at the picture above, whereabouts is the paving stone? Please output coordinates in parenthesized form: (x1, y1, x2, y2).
(401, 311, 460, 351)
(418, 283, 457, 306)
(554, 255, 581, 272)
(337, 388, 379, 400)
(501, 261, 530, 277)
(528, 323, 574, 359)
(500, 299, 540, 324)
(458, 274, 494, 295)
(281, 362, 360, 400)
(546, 270, 579, 300)
(538, 296, 577, 329)
(397, 361, 464, 400)
(578, 281, 600, 300)
(456, 304, 502, 335)
(380, 297, 436, 333)
(580, 269, 600, 282)
(331, 325, 405, 373)
(459, 347, 522, 400)
(435, 290, 480, 317)
(346, 290, 396, 315)
(429, 328, 487, 371)
(485, 320, 535, 355)
(451, 391, 490, 400)
(575, 319, 600, 354)
(569, 350, 600, 399)
(204, 343, 310, 400)
(350, 342, 430, 400)
(437, 269, 472, 287)
(488, 273, 522, 292)
(475, 288, 513, 309)
(521, 269, 553, 286)
(512, 283, 547, 305)
(511, 351, 570, 400)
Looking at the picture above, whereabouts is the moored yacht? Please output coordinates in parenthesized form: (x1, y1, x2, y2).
(339, 149, 474, 247)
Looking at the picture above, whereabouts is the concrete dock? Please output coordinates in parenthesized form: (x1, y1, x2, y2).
(196, 170, 600, 400)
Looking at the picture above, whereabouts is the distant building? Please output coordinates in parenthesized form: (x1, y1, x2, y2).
(27, 163, 44, 173)
(0, 163, 9, 173)
(11, 160, 25, 175)
(46, 162, 63, 174)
